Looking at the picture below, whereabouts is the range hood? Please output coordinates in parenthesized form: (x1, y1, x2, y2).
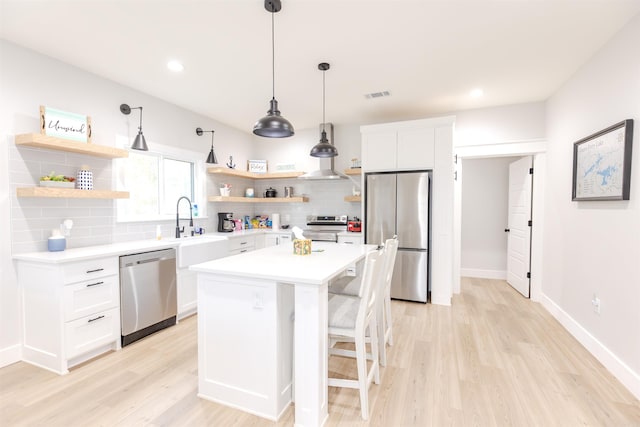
(299, 123, 347, 180)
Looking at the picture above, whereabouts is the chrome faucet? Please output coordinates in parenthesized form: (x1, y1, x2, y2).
(175, 196, 193, 238)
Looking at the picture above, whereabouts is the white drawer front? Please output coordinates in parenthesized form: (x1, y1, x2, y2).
(228, 247, 253, 256)
(62, 257, 118, 285)
(65, 307, 120, 359)
(338, 236, 363, 245)
(63, 275, 119, 322)
(228, 236, 255, 251)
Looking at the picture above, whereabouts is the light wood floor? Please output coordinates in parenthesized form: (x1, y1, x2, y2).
(1, 277, 639, 426)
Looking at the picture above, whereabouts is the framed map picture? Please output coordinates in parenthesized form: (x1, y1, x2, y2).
(572, 119, 634, 201)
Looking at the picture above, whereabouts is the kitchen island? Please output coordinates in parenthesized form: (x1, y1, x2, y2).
(190, 241, 375, 427)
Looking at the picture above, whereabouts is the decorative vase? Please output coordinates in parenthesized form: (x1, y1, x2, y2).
(77, 165, 93, 190)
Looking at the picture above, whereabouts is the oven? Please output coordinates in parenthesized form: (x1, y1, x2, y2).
(304, 215, 348, 242)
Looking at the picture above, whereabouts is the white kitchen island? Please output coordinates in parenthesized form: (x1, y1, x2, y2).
(190, 241, 375, 427)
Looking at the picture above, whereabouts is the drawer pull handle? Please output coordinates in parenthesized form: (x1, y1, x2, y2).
(240, 241, 248, 245)
(86, 281, 104, 287)
(88, 315, 105, 323)
(344, 241, 354, 244)
(86, 268, 104, 274)
(240, 249, 248, 253)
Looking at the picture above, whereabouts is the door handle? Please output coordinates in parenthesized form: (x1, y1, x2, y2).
(504, 228, 510, 232)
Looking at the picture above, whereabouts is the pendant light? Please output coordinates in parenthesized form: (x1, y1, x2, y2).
(253, 0, 294, 138)
(310, 62, 338, 158)
(119, 104, 148, 151)
(196, 128, 217, 164)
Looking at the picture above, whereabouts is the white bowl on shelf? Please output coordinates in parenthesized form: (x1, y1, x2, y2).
(39, 180, 75, 188)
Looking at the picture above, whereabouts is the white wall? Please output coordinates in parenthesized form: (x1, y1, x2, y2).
(543, 15, 640, 397)
(461, 157, 516, 278)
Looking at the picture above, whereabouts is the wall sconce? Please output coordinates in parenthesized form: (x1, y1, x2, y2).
(196, 128, 217, 164)
(120, 104, 148, 151)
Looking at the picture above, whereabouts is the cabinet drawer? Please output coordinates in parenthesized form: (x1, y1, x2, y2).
(229, 247, 253, 256)
(63, 275, 119, 322)
(338, 235, 363, 245)
(62, 257, 118, 285)
(228, 236, 255, 251)
(65, 307, 120, 359)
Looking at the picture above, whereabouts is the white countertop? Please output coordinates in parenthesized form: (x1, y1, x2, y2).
(190, 241, 376, 285)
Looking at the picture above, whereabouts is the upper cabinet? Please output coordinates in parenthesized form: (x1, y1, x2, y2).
(361, 120, 440, 171)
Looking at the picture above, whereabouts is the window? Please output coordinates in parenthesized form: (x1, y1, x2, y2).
(116, 137, 205, 222)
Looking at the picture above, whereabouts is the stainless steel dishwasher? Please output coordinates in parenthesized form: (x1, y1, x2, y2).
(120, 248, 177, 346)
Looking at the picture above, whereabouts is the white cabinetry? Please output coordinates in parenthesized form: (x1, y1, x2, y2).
(337, 234, 363, 245)
(17, 256, 121, 374)
(228, 235, 256, 256)
(361, 126, 435, 171)
(265, 232, 292, 247)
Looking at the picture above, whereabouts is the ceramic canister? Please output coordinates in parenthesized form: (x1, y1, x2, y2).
(77, 165, 93, 190)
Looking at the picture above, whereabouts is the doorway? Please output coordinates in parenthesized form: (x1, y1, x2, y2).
(453, 141, 546, 302)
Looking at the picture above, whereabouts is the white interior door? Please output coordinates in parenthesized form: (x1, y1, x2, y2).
(506, 156, 533, 297)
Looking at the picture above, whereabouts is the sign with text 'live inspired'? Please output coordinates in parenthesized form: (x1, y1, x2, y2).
(40, 105, 92, 143)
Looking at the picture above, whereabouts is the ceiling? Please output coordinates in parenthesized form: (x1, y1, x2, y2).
(1, 1, 639, 133)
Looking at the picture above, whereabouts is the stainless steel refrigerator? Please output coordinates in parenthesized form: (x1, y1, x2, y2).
(365, 171, 431, 303)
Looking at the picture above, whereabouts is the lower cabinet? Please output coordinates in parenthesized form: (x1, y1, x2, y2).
(337, 234, 364, 245)
(228, 235, 256, 256)
(17, 256, 121, 374)
(265, 232, 293, 247)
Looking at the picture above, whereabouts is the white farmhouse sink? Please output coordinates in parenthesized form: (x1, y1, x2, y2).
(176, 235, 229, 268)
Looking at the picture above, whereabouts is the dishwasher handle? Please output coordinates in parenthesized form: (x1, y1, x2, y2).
(136, 257, 161, 265)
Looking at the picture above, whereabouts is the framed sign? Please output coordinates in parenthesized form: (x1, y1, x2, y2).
(248, 160, 268, 174)
(572, 119, 634, 201)
(40, 105, 92, 143)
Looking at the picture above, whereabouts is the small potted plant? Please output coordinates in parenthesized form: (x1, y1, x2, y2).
(39, 172, 76, 188)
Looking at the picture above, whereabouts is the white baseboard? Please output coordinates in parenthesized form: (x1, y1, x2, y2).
(461, 268, 507, 280)
(0, 343, 21, 368)
(540, 294, 640, 400)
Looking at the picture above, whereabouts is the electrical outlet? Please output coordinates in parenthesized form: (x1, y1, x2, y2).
(592, 296, 601, 314)
(346, 266, 357, 277)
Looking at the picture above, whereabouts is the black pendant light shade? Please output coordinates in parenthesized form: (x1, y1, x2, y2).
(311, 63, 337, 158)
(196, 127, 218, 164)
(120, 103, 148, 151)
(253, 0, 294, 138)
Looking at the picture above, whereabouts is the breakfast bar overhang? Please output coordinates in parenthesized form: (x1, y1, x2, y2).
(190, 242, 375, 427)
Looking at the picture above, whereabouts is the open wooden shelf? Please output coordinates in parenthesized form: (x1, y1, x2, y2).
(344, 195, 362, 202)
(15, 133, 129, 159)
(344, 168, 362, 175)
(17, 187, 130, 199)
(207, 167, 304, 180)
(208, 196, 308, 203)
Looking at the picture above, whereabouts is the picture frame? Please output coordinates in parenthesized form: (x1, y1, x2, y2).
(40, 105, 92, 143)
(247, 159, 268, 174)
(572, 119, 634, 201)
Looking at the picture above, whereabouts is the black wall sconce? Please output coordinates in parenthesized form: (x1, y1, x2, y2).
(196, 128, 217, 164)
(120, 104, 148, 151)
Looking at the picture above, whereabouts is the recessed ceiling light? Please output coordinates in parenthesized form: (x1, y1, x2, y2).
(167, 60, 184, 72)
(364, 91, 391, 99)
(470, 88, 484, 98)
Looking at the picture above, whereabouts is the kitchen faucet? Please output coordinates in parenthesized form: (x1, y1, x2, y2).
(175, 196, 193, 238)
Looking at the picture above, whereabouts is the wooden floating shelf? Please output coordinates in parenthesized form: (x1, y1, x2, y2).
(207, 167, 304, 179)
(17, 187, 130, 199)
(15, 133, 129, 159)
(344, 195, 362, 202)
(344, 168, 362, 175)
(208, 196, 308, 203)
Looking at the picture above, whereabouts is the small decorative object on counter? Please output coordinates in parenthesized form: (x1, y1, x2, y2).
(244, 215, 251, 229)
(48, 229, 66, 252)
(264, 187, 277, 198)
(245, 187, 254, 197)
(284, 186, 293, 198)
(351, 158, 361, 168)
(39, 171, 76, 188)
(193, 204, 199, 217)
(293, 239, 312, 255)
(76, 165, 93, 190)
(156, 225, 162, 240)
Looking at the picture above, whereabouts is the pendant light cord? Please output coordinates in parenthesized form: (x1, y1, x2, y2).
(271, 10, 275, 100)
(322, 68, 326, 132)
(138, 107, 143, 132)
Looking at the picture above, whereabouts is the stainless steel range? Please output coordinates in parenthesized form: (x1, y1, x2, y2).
(304, 215, 348, 242)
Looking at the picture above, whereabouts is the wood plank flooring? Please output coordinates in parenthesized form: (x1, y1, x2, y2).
(1, 277, 639, 426)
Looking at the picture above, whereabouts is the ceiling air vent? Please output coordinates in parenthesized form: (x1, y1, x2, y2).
(365, 91, 391, 99)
